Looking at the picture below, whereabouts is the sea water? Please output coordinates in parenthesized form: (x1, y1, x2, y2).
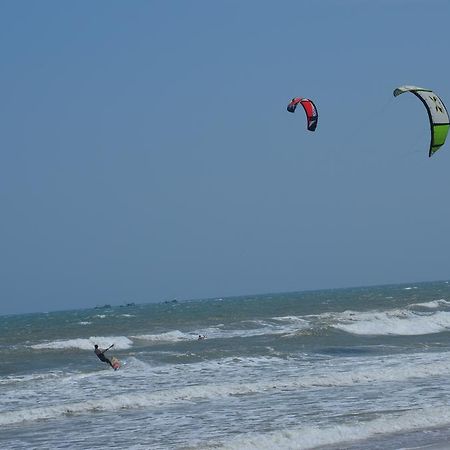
(2, 281, 450, 449)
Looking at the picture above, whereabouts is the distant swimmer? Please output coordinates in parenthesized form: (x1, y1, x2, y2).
(94, 344, 114, 369)
(198, 335, 206, 340)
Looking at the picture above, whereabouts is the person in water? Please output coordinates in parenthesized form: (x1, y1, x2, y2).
(94, 344, 114, 368)
(198, 335, 206, 340)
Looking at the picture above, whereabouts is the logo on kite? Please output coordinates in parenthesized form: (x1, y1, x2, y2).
(393, 85, 449, 157)
(287, 97, 318, 132)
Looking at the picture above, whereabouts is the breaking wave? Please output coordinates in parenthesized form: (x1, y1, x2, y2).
(30, 336, 133, 350)
(331, 309, 450, 336)
(215, 405, 450, 449)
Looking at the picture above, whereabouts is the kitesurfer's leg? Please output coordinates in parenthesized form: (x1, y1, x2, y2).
(99, 354, 114, 368)
(105, 357, 113, 368)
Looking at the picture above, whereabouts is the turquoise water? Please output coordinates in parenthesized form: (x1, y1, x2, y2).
(2, 281, 450, 449)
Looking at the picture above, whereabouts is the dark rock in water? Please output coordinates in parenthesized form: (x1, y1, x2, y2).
(120, 302, 135, 307)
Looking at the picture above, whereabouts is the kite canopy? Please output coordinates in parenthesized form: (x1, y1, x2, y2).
(287, 97, 318, 132)
(393, 85, 449, 157)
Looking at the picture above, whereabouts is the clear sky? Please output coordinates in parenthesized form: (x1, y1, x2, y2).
(1, 0, 449, 314)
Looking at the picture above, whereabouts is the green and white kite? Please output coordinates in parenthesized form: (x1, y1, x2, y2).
(394, 85, 449, 157)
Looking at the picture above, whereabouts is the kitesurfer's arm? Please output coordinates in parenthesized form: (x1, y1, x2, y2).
(102, 344, 114, 354)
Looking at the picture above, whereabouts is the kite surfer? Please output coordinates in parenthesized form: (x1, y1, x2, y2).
(94, 344, 114, 368)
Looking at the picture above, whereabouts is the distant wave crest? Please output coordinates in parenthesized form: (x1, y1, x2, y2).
(331, 309, 450, 336)
(30, 336, 133, 351)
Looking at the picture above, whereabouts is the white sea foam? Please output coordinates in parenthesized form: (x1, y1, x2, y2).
(0, 372, 64, 386)
(4, 351, 450, 426)
(332, 309, 450, 336)
(410, 299, 450, 309)
(132, 330, 190, 342)
(132, 318, 311, 343)
(271, 315, 309, 324)
(215, 405, 450, 449)
(30, 336, 133, 350)
(0, 382, 261, 425)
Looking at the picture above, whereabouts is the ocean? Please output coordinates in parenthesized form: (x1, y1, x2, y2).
(2, 281, 450, 449)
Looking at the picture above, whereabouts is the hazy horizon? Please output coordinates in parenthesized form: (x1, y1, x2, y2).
(3, 277, 449, 317)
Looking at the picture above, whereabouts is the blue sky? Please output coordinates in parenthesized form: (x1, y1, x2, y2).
(1, 0, 449, 314)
